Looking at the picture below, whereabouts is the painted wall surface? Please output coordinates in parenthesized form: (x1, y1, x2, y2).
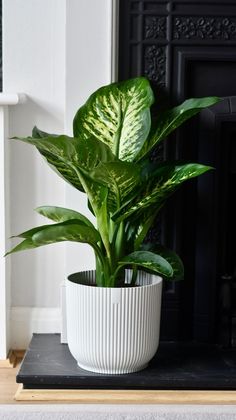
(3, 0, 66, 307)
(3, 0, 113, 313)
(65, 0, 112, 276)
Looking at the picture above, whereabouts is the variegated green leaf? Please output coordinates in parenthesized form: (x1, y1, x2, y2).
(118, 251, 173, 278)
(7, 220, 101, 256)
(14, 133, 116, 193)
(73, 77, 154, 162)
(136, 96, 220, 161)
(35, 206, 94, 228)
(76, 169, 109, 216)
(5, 238, 38, 256)
(128, 206, 159, 251)
(12, 224, 55, 239)
(31, 128, 85, 192)
(142, 244, 184, 280)
(32, 221, 100, 247)
(32, 126, 59, 138)
(113, 163, 212, 222)
(90, 161, 141, 211)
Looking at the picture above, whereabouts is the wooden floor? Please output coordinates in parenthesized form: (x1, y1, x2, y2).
(0, 352, 22, 404)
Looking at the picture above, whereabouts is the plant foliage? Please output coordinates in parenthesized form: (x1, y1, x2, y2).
(6, 78, 219, 287)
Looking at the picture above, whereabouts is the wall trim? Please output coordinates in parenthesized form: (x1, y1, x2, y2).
(0, 93, 26, 359)
(10, 307, 61, 349)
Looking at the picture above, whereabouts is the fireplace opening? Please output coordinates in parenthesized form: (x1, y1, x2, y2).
(158, 98, 236, 345)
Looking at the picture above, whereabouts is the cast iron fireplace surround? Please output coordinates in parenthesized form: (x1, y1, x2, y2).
(119, 0, 236, 346)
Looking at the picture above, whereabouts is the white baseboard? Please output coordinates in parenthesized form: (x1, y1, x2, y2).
(10, 307, 61, 349)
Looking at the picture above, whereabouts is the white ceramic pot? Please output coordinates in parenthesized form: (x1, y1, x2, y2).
(66, 270, 162, 374)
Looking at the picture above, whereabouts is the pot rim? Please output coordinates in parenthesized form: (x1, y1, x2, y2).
(67, 269, 162, 289)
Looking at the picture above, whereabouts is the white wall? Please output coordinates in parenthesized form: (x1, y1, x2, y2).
(65, 0, 113, 276)
(3, 0, 115, 348)
(3, 0, 67, 308)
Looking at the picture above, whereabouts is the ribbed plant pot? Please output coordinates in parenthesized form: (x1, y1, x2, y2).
(66, 270, 162, 374)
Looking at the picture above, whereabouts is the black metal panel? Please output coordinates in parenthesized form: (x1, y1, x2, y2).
(119, 0, 236, 343)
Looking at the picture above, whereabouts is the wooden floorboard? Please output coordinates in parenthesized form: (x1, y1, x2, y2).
(15, 385, 236, 404)
(0, 360, 21, 404)
(0, 350, 18, 368)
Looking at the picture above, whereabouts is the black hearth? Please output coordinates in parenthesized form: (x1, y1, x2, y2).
(16, 334, 236, 390)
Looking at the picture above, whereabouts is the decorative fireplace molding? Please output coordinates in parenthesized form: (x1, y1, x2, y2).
(0, 93, 26, 359)
(119, 0, 236, 342)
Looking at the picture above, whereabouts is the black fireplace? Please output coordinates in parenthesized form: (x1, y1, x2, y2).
(119, 0, 236, 345)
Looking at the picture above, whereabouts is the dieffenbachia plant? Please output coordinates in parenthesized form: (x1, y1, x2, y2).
(6, 78, 219, 287)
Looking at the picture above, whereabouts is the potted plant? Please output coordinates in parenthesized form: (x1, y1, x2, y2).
(6, 77, 219, 374)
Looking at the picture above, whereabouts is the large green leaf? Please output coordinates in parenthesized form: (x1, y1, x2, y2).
(32, 129, 85, 192)
(73, 77, 154, 162)
(6, 220, 101, 256)
(14, 133, 116, 193)
(142, 244, 184, 280)
(118, 251, 173, 278)
(127, 206, 159, 251)
(32, 126, 59, 138)
(35, 206, 94, 228)
(136, 96, 220, 161)
(32, 221, 100, 247)
(90, 161, 141, 211)
(113, 162, 212, 222)
(12, 223, 56, 239)
(5, 238, 37, 256)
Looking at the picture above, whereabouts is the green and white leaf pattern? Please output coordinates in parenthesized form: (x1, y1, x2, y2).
(32, 221, 100, 247)
(142, 244, 184, 280)
(118, 251, 173, 278)
(90, 161, 141, 211)
(14, 134, 116, 193)
(35, 206, 94, 228)
(7, 77, 219, 287)
(7, 220, 101, 256)
(73, 78, 154, 162)
(136, 96, 220, 161)
(113, 163, 212, 222)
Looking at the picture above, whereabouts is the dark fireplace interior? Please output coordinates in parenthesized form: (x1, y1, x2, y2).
(119, 0, 236, 347)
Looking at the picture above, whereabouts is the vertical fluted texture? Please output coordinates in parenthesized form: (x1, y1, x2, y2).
(66, 271, 162, 374)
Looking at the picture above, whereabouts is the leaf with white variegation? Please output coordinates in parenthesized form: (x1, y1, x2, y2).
(13, 133, 116, 193)
(118, 251, 173, 278)
(32, 128, 85, 192)
(90, 161, 141, 211)
(127, 206, 159, 251)
(73, 77, 154, 161)
(32, 126, 59, 139)
(35, 206, 94, 228)
(136, 96, 220, 161)
(32, 221, 100, 247)
(6, 220, 101, 256)
(12, 224, 56, 239)
(142, 244, 184, 280)
(113, 163, 212, 222)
